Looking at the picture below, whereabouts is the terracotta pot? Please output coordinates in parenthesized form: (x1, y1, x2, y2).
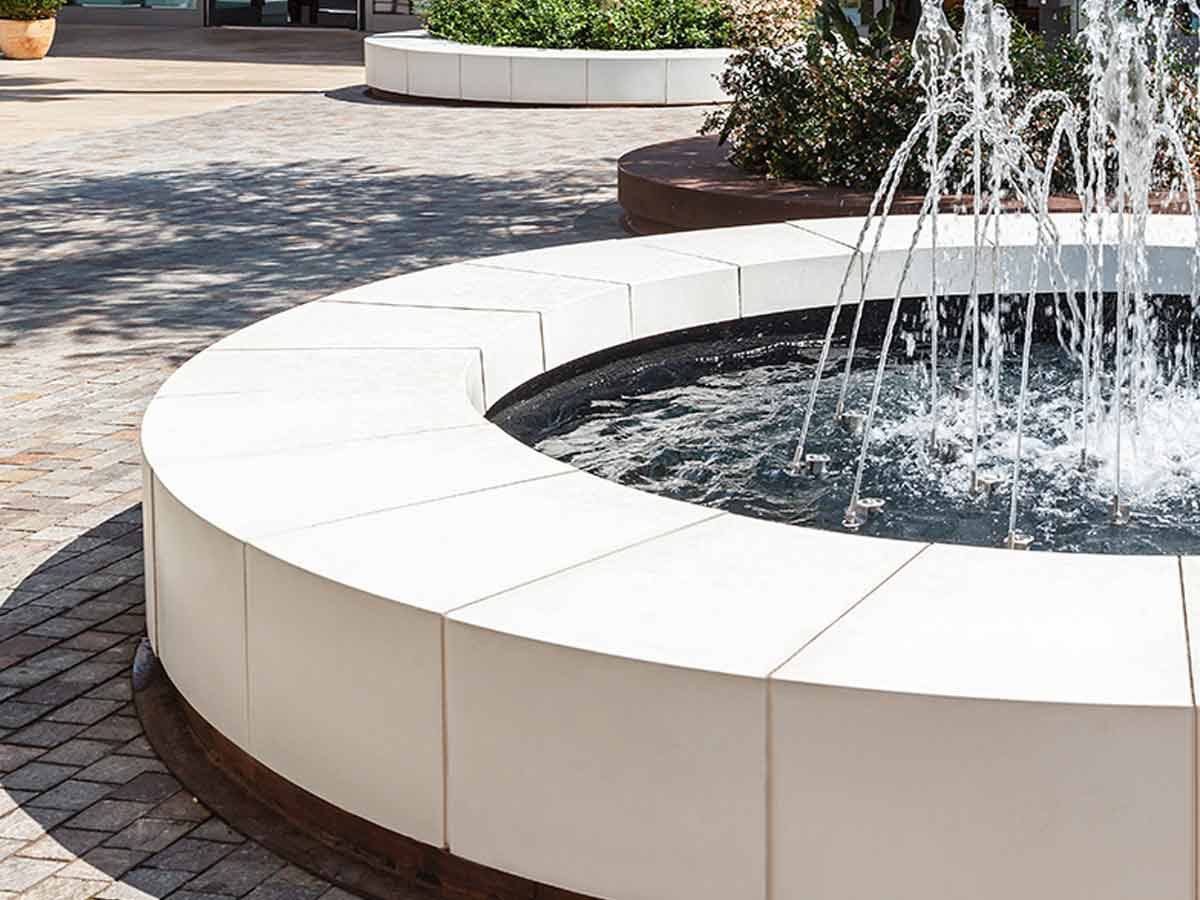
(0, 16, 56, 60)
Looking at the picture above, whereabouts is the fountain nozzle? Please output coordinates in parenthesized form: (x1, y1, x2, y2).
(838, 410, 866, 436)
(935, 439, 963, 463)
(1109, 496, 1130, 526)
(972, 471, 1004, 499)
(858, 497, 885, 516)
(1006, 531, 1034, 550)
(843, 496, 886, 530)
(804, 453, 831, 477)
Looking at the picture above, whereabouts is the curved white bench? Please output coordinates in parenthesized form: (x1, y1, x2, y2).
(364, 30, 733, 105)
(141, 215, 1200, 900)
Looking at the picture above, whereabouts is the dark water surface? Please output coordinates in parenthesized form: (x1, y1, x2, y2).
(494, 317, 1200, 555)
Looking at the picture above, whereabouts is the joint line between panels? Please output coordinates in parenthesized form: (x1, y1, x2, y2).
(759, 542, 929, 900)
(625, 285, 634, 340)
(440, 616, 450, 851)
(324, 300, 546, 318)
(242, 542, 252, 751)
(258, 470, 573, 541)
(1178, 556, 1198, 900)
(786, 222, 863, 255)
(763, 673, 773, 900)
(475, 347, 489, 409)
(766, 542, 933, 679)
(607, 245, 742, 318)
(643, 244, 744, 272)
(536, 311, 547, 373)
(1180, 556, 1195, 707)
(157, 423, 486, 468)
(441, 510, 726, 618)
(149, 471, 161, 651)
(469, 260, 628, 289)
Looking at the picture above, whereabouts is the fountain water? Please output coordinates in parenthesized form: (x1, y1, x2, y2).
(496, 0, 1200, 554)
(793, 0, 1200, 550)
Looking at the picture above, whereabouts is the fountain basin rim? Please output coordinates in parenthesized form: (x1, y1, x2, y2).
(138, 213, 1200, 900)
(141, 211, 1200, 696)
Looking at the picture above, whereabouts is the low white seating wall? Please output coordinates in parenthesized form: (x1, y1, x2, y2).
(364, 30, 733, 105)
(141, 215, 1200, 900)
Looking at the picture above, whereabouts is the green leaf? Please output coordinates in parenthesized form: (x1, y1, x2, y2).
(819, 0, 862, 52)
(868, 2, 894, 56)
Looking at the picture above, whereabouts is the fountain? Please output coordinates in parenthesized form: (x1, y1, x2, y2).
(137, 6, 1200, 894)
(496, 0, 1200, 554)
(792, 0, 1200, 550)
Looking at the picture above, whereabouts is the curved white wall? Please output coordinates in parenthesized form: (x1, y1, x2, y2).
(365, 30, 733, 105)
(141, 215, 1200, 900)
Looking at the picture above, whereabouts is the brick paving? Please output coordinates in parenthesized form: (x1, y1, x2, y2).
(0, 33, 706, 900)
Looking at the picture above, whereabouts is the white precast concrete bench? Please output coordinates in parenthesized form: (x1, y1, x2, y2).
(141, 215, 1200, 900)
(364, 30, 733, 105)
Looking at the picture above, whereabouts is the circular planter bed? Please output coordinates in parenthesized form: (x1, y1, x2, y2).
(364, 30, 733, 106)
(617, 135, 1192, 234)
(618, 136, 953, 234)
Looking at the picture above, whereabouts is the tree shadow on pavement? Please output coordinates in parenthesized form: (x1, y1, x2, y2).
(0, 160, 625, 365)
(0, 507, 308, 899)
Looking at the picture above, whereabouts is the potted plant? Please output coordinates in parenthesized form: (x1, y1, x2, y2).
(0, 0, 64, 60)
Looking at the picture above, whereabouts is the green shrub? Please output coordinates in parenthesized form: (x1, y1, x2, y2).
(722, 0, 814, 48)
(422, 0, 731, 51)
(0, 0, 64, 19)
(703, 8, 1200, 194)
(705, 41, 920, 190)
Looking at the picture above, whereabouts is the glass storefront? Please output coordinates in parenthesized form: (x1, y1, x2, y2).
(209, 0, 357, 27)
(62, 0, 361, 25)
(66, 0, 196, 8)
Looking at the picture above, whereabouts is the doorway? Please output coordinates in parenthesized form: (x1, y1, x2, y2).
(207, 0, 360, 28)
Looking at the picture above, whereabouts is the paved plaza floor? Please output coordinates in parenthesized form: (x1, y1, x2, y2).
(0, 24, 707, 900)
(1, 25, 366, 143)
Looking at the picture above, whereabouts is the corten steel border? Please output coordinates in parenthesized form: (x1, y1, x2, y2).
(132, 644, 597, 900)
(615, 135, 1160, 234)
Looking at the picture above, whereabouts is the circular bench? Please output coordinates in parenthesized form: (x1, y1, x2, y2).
(140, 214, 1200, 900)
(364, 30, 733, 106)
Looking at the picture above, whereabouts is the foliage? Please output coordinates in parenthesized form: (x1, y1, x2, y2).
(704, 17, 922, 189)
(723, 0, 815, 48)
(0, 0, 63, 20)
(1005, 17, 1091, 190)
(422, 0, 731, 51)
(811, 0, 894, 58)
(703, 11, 1200, 194)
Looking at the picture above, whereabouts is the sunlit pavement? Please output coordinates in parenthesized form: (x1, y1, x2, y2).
(0, 23, 708, 900)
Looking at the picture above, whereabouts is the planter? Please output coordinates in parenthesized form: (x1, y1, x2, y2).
(0, 16, 55, 60)
(619, 136, 938, 234)
(364, 30, 733, 106)
(618, 135, 1190, 234)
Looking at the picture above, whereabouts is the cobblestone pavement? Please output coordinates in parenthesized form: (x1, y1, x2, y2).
(0, 48, 708, 900)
